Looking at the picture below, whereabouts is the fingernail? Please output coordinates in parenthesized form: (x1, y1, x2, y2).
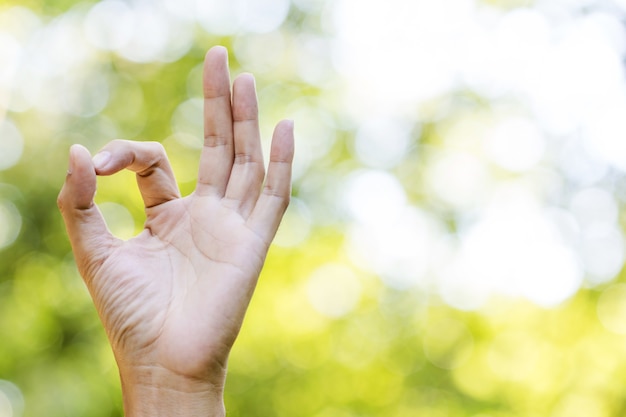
(92, 151, 111, 170)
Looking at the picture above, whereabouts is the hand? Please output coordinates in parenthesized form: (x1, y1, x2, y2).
(57, 46, 294, 417)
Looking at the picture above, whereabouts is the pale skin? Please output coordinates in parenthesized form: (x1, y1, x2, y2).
(57, 46, 295, 417)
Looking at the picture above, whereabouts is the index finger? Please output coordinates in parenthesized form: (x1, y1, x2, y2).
(93, 140, 180, 209)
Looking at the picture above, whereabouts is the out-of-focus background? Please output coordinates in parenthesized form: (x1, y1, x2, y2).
(2, 0, 626, 415)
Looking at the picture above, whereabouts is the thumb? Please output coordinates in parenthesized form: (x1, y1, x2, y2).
(58, 144, 117, 280)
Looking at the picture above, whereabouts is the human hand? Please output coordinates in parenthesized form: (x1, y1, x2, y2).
(57, 46, 294, 417)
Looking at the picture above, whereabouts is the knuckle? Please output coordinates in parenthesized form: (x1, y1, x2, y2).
(204, 134, 229, 148)
(108, 138, 125, 148)
(147, 141, 166, 154)
(234, 152, 254, 165)
(264, 185, 290, 211)
(136, 142, 168, 176)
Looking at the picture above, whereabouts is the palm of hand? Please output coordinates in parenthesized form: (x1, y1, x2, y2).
(91, 195, 266, 380)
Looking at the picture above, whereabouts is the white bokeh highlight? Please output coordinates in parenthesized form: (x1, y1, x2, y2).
(196, 0, 289, 35)
(0, 380, 24, 417)
(331, 0, 626, 307)
(0, 200, 21, 251)
(0, 120, 24, 171)
(440, 186, 583, 309)
(306, 263, 362, 317)
(426, 152, 491, 210)
(353, 117, 414, 169)
(485, 117, 545, 172)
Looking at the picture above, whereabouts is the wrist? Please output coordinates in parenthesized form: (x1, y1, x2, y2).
(119, 364, 226, 417)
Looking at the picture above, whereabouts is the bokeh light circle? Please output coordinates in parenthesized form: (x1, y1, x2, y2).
(353, 117, 414, 169)
(440, 186, 583, 309)
(196, 0, 289, 35)
(0, 200, 21, 250)
(597, 284, 626, 334)
(0, 380, 24, 417)
(84, 0, 134, 51)
(426, 152, 490, 210)
(485, 117, 546, 172)
(306, 263, 361, 318)
(343, 170, 406, 225)
(0, 120, 24, 171)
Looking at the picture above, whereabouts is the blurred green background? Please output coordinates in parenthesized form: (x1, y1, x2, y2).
(3, 0, 626, 415)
